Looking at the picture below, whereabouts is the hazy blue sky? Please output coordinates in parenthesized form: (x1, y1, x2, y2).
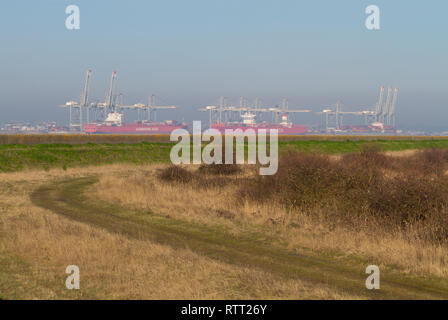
(0, 0, 447, 129)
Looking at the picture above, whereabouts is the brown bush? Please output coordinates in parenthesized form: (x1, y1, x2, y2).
(415, 148, 448, 175)
(158, 165, 194, 184)
(158, 164, 234, 189)
(198, 163, 242, 175)
(382, 148, 448, 178)
(239, 148, 448, 242)
(342, 144, 390, 170)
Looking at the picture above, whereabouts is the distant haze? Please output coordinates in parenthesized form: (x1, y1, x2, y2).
(0, 0, 447, 130)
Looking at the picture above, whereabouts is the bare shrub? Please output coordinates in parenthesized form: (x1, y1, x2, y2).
(416, 148, 448, 176)
(158, 165, 194, 184)
(158, 164, 235, 189)
(386, 148, 448, 177)
(240, 149, 448, 242)
(198, 163, 242, 175)
(342, 144, 390, 170)
(197, 140, 242, 176)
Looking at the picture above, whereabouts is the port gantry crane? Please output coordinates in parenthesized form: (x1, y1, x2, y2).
(59, 69, 92, 131)
(60, 70, 116, 131)
(316, 101, 365, 132)
(317, 86, 399, 132)
(268, 98, 311, 124)
(359, 86, 399, 126)
(119, 94, 178, 122)
(87, 70, 118, 121)
(60, 70, 179, 131)
(199, 96, 270, 126)
(94, 71, 179, 121)
(199, 97, 310, 128)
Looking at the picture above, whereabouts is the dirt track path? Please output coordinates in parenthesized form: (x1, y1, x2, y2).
(30, 176, 448, 300)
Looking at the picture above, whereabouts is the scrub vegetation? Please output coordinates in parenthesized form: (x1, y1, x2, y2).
(1, 138, 448, 299)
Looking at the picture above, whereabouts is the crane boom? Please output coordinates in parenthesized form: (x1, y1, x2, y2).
(80, 69, 92, 107)
(375, 86, 385, 116)
(387, 88, 398, 126)
(106, 71, 117, 109)
(382, 87, 392, 121)
(389, 88, 398, 116)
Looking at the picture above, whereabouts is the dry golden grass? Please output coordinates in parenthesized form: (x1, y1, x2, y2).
(332, 149, 419, 161)
(93, 162, 448, 278)
(3, 146, 448, 299)
(0, 165, 358, 299)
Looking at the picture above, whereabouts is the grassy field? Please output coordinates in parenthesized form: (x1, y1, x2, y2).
(0, 143, 173, 172)
(3, 137, 448, 172)
(1, 137, 448, 299)
(0, 165, 358, 299)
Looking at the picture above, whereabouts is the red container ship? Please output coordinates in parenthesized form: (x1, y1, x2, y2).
(211, 112, 308, 135)
(339, 123, 396, 134)
(83, 112, 187, 134)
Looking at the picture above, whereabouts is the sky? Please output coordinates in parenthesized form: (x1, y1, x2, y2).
(0, 0, 447, 130)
